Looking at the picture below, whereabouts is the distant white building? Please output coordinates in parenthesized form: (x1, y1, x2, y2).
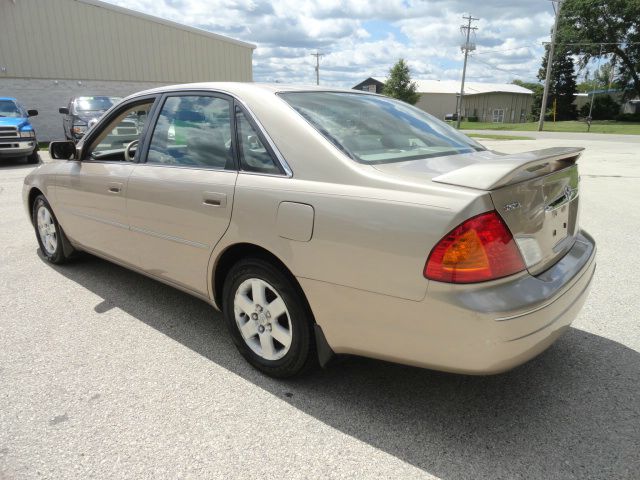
(354, 77, 534, 123)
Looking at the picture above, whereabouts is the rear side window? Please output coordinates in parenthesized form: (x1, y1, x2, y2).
(235, 107, 282, 175)
(279, 92, 484, 164)
(147, 95, 233, 170)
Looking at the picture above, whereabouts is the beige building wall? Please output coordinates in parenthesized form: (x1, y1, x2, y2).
(0, 0, 254, 83)
(0, 0, 255, 140)
(414, 91, 533, 124)
(462, 93, 533, 123)
(415, 93, 458, 121)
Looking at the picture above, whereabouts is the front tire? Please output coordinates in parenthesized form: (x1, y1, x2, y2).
(32, 195, 71, 264)
(27, 148, 40, 164)
(222, 258, 316, 378)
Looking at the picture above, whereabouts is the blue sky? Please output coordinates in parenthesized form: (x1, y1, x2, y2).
(104, 0, 564, 87)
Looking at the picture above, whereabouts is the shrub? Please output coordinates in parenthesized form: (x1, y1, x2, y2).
(615, 112, 640, 122)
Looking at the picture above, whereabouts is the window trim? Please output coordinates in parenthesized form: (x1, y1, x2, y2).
(138, 91, 238, 172)
(492, 108, 505, 123)
(232, 98, 292, 178)
(79, 94, 159, 164)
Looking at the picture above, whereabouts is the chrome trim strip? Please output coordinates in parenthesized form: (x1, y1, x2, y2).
(64, 208, 209, 249)
(63, 208, 129, 230)
(130, 225, 209, 249)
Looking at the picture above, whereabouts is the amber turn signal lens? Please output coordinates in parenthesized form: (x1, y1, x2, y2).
(425, 211, 526, 283)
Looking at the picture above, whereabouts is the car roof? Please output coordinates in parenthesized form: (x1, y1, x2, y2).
(125, 82, 372, 100)
(0, 97, 18, 102)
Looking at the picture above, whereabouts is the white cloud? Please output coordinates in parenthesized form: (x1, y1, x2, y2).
(103, 0, 557, 87)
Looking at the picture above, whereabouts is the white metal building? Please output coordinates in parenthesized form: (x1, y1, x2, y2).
(0, 0, 256, 140)
(355, 77, 533, 123)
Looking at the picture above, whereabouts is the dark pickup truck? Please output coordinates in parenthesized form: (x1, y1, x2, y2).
(59, 96, 121, 141)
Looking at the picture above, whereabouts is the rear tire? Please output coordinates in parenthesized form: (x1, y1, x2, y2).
(222, 257, 316, 378)
(32, 195, 72, 264)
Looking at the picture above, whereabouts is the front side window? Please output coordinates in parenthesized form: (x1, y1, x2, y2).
(146, 95, 233, 169)
(0, 100, 23, 118)
(87, 100, 154, 161)
(279, 92, 484, 164)
(235, 107, 282, 175)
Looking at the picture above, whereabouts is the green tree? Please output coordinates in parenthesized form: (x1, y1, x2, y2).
(538, 46, 578, 120)
(383, 59, 420, 105)
(578, 62, 621, 93)
(512, 79, 544, 119)
(558, 0, 640, 99)
(579, 95, 621, 120)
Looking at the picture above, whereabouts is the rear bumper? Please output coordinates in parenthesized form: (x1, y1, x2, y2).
(0, 140, 36, 158)
(301, 230, 596, 374)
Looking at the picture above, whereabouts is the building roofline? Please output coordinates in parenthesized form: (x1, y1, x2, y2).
(76, 0, 256, 49)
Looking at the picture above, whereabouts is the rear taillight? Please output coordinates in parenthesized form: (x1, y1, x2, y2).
(424, 211, 525, 283)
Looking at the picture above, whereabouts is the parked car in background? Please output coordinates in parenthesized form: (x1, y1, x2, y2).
(59, 96, 121, 141)
(25, 83, 596, 378)
(0, 97, 39, 164)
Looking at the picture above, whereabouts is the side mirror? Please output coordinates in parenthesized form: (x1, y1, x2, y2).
(59, 107, 69, 115)
(49, 140, 77, 160)
(27, 109, 38, 117)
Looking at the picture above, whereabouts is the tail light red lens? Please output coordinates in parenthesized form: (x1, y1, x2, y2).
(424, 211, 525, 283)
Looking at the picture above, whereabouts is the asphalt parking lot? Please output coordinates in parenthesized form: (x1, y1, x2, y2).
(1, 132, 639, 480)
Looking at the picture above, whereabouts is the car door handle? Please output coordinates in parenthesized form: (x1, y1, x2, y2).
(107, 182, 123, 194)
(203, 192, 227, 208)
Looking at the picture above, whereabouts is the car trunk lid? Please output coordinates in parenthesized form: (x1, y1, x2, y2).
(374, 147, 584, 275)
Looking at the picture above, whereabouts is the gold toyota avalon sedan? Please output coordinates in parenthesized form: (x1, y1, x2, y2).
(23, 83, 596, 378)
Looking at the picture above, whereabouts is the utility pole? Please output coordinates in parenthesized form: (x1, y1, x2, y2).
(586, 44, 605, 132)
(538, 0, 563, 131)
(456, 15, 478, 129)
(311, 52, 324, 85)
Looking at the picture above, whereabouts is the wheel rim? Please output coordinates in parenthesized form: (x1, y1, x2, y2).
(36, 205, 57, 255)
(234, 278, 293, 361)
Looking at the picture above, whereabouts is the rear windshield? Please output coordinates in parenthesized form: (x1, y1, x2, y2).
(279, 92, 484, 164)
(0, 100, 23, 118)
(75, 96, 121, 112)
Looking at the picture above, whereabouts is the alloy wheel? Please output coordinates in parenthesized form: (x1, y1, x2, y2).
(37, 205, 57, 255)
(233, 278, 293, 361)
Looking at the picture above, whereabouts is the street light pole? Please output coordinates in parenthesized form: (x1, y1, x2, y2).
(456, 15, 478, 129)
(538, 0, 563, 131)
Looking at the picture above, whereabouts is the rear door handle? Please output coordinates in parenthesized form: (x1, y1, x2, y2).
(203, 192, 227, 208)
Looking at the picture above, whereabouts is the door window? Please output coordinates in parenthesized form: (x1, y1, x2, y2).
(235, 107, 282, 175)
(86, 100, 154, 161)
(146, 95, 233, 170)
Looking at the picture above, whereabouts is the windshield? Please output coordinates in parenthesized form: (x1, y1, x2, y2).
(280, 92, 484, 164)
(75, 96, 121, 112)
(0, 100, 23, 118)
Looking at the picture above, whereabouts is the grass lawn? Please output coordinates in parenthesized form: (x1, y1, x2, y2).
(467, 133, 534, 141)
(457, 120, 640, 135)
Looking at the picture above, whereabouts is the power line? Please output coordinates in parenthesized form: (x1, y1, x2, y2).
(470, 56, 532, 78)
(544, 41, 640, 46)
(472, 45, 539, 55)
(456, 14, 478, 129)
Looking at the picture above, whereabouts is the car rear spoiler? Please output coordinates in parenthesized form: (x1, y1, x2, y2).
(432, 147, 584, 190)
